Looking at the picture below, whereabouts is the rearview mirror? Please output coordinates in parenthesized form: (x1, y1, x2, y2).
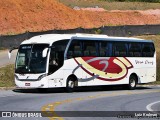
(8, 51, 11, 59)
(42, 48, 48, 58)
(8, 47, 18, 59)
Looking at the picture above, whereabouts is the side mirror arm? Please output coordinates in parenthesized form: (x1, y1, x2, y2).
(8, 47, 18, 59)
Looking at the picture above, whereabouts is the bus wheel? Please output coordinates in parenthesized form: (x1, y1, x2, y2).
(66, 77, 75, 92)
(128, 75, 137, 90)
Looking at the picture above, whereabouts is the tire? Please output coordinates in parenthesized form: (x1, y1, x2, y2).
(66, 77, 75, 92)
(128, 75, 137, 90)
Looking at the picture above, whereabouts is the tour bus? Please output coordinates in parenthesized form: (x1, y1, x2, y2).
(9, 34, 156, 92)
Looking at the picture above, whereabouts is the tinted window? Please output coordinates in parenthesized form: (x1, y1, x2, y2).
(52, 40, 69, 51)
(67, 40, 98, 58)
(142, 43, 155, 57)
(128, 43, 141, 57)
(49, 40, 69, 74)
(15, 44, 49, 74)
(112, 42, 127, 57)
(67, 40, 82, 58)
(83, 40, 97, 56)
(99, 41, 109, 57)
(67, 39, 155, 58)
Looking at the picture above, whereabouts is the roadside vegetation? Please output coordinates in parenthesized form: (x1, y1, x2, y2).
(100, 0, 160, 2)
(59, 0, 160, 10)
(0, 64, 15, 87)
(0, 35, 159, 87)
(0, 47, 7, 51)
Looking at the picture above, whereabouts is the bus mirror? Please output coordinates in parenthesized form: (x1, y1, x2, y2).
(42, 48, 48, 58)
(8, 47, 18, 59)
(8, 51, 11, 59)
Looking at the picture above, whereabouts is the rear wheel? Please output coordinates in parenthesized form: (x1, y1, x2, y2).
(128, 75, 137, 90)
(66, 77, 75, 92)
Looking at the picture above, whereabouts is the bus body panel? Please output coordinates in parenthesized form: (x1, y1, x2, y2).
(47, 69, 65, 88)
(70, 57, 155, 86)
(15, 76, 48, 88)
(46, 56, 156, 88)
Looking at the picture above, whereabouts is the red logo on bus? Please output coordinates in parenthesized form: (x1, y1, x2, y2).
(75, 57, 133, 81)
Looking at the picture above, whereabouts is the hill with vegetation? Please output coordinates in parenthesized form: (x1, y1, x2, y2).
(0, 0, 160, 35)
(60, 0, 160, 10)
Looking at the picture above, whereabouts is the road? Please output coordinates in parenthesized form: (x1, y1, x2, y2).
(0, 50, 17, 67)
(0, 86, 160, 120)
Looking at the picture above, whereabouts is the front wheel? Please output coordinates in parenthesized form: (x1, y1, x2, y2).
(66, 77, 75, 92)
(128, 75, 137, 90)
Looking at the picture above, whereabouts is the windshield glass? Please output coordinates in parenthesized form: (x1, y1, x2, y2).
(15, 44, 49, 74)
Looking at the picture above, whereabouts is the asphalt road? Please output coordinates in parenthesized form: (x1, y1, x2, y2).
(0, 86, 160, 120)
(0, 50, 17, 67)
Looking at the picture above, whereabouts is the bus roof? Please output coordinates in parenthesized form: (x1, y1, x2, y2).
(21, 34, 76, 45)
(21, 33, 153, 45)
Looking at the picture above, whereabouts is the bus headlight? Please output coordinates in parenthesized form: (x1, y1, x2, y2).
(15, 74, 19, 80)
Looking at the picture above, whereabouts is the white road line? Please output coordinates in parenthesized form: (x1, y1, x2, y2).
(0, 93, 25, 98)
(146, 101, 160, 112)
(0, 95, 16, 98)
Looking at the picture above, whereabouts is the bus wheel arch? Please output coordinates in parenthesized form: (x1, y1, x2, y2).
(128, 73, 138, 90)
(66, 74, 78, 92)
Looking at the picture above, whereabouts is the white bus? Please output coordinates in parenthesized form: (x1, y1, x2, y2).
(9, 34, 156, 92)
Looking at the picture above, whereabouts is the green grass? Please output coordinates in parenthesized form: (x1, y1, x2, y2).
(0, 35, 160, 87)
(100, 0, 160, 3)
(0, 65, 15, 87)
(59, 0, 160, 10)
(0, 47, 6, 51)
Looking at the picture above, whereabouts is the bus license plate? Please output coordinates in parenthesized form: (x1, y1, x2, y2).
(25, 83, 30, 86)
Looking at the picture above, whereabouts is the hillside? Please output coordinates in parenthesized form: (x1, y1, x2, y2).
(60, 0, 160, 10)
(0, 0, 83, 35)
(0, 0, 160, 35)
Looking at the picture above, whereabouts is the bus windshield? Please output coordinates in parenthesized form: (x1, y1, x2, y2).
(15, 44, 49, 74)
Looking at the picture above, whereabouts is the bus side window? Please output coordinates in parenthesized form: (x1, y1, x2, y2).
(74, 46, 82, 57)
(142, 43, 155, 57)
(99, 41, 109, 57)
(112, 42, 127, 57)
(129, 43, 141, 57)
(83, 40, 97, 57)
(67, 40, 82, 58)
(49, 40, 68, 74)
(150, 43, 155, 57)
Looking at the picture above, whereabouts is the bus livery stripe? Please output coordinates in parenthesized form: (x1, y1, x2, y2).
(74, 57, 133, 81)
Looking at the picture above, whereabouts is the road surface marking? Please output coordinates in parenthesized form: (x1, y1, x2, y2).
(42, 90, 160, 120)
(146, 101, 160, 112)
(0, 93, 26, 98)
(0, 95, 16, 97)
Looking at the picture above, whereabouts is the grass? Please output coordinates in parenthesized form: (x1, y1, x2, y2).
(0, 35, 160, 87)
(59, 0, 160, 10)
(0, 65, 15, 87)
(101, 0, 160, 2)
(0, 47, 7, 51)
